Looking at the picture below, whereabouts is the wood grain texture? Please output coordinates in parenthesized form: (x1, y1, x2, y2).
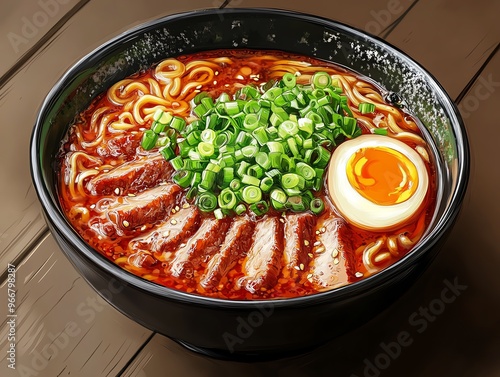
(0, 233, 152, 376)
(0, 0, 82, 79)
(0, 0, 214, 276)
(385, 0, 500, 99)
(225, 0, 417, 35)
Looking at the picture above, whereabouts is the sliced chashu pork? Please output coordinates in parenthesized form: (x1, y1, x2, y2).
(239, 217, 284, 294)
(129, 206, 201, 257)
(169, 218, 231, 279)
(307, 215, 355, 290)
(282, 212, 316, 279)
(87, 154, 172, 195)
(107, 183, 180, 234)
(200, 216, 255, 289)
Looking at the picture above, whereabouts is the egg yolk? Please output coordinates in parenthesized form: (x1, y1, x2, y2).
(346, 146, 419, 206)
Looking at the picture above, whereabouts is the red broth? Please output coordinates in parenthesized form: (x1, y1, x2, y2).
(57, 49, 436, 300)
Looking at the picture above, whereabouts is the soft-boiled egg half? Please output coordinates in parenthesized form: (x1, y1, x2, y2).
(327, 134, 428, 231)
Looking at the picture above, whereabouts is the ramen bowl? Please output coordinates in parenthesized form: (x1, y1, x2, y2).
(30, 8, 469, 359)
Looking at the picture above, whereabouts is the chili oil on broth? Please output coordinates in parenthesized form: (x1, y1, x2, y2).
(57, 49, 437, 300)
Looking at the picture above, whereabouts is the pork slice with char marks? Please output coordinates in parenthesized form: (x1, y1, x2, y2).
(107, 183, 181, 234)
(282, 212, 316, 279)
(200, 216, 255, 289)
(307, 215, 355, 290)
(129, 206, 201, 257)
(96, 134, 140, 158)
(239, 217, 284, 294)
(87, 154, 172, 195)
(170, 218, 231, 279)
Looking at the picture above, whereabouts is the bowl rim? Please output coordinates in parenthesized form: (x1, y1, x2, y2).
(30, 7, 470, 308)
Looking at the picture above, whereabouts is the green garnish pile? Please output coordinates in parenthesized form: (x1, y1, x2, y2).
(141, 71, 367, 218)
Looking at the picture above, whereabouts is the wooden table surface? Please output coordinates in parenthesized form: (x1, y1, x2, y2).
(0, 1, 499, 376)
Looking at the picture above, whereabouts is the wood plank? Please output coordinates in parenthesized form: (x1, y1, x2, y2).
(385, 0, 500, 99)
(0, 0, 82, 78)
(122, 49, 500, 377)
(225, 0, 417, 35)
(0, 233, 152, 376)
(121, 335, 261, 377)
(0, 0, 214, 276)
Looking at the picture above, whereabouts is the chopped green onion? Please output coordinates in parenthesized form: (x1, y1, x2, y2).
(247, 164, 264, 179)
(310, 198, 325, 214)
(235, 203, 247, 215)
(282, 73, 297, 88)
(249, 200, 269, 216)
(170, 156, 184, 171)
(196, 192, 217, 212)
(312, 72, 332, 89)
(172, 170, 193, 188)
(243, 113, 260, 131)
(242, 186, 262, 204)
(218, 188, 237, 210)
(358, 102, 376, 114)
(170, 116, 186, 132)
(255, 152, 271, 170)
(241, 174, 261, 187)
(296, 162, 316, 180)
(214, 208, 225, 219)
(260, 177, 274, 193)
(201, 129, 216, 143)
(198, 142, 215, 157)
(230, 178, 242, 191)
(160, 145, 176, 160)
(200, 170, 217, 190)
(282, 173, 305, 190)
(141, 130, 158, 150)
(287, 196, 308, 212)
(373, 127, 388, 136)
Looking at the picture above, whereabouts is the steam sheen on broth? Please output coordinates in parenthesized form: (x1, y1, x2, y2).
(57, 49, 436, 300)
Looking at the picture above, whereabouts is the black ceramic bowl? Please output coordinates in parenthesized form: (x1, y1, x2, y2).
(30, 8, 469, 359)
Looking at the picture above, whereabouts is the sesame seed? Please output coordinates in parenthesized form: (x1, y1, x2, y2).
(304, 240, 310, 246)
(90, 204, 96, 209)
(279, 218, 285, 223)
(316, 246, 325, 254)
(141, 225, 147, 231)
(171, 208, 176, 214)
(316, 230, 320, 235)
(321, 227, 326, 233)
(313, 241, 321, 247)
(182, 203, 190, 209)
(122, 220, 130, 227)
(294, 265, 300, 271)
(163, 230, 170, 237)
(171, 219, 177, 225)
(355, 272, 364, 278)
(299, 263, 304, 270)
(332, 249, 339, 258)
(114, 188, 120, 195)
(308, 253, 313, 258)
(180, 243, 186, 248)
(128, 193, 136, 197)
(196, 85, 202, 89)
(175, 206, 180, 211)
(333, 258, 339, 265)
(307, 273, 313, 280)
(215, 71, 219, 76)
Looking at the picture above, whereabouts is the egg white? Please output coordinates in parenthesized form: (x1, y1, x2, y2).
(327, 134, 429, 231)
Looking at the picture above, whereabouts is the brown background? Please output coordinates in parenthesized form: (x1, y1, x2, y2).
(0, 1, 499, 376)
